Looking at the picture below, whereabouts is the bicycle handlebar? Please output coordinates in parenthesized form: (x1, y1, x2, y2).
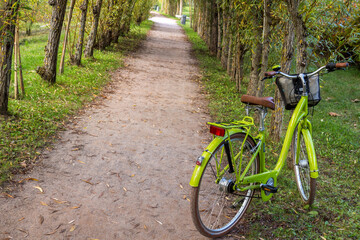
(263, 62, 349, 79)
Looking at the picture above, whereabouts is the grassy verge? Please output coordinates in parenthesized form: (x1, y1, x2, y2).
(182, 21, 359, 239)
(0, 20, 153, 185)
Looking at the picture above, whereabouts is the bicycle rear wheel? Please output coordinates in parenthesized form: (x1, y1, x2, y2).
(191, 133, 259, 238)
(292, 125, 316, 205)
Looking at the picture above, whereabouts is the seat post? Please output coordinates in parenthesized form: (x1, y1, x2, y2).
(258, 107, 267, 132)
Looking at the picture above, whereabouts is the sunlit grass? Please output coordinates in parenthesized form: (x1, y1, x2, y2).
(0, 20, 153, 184)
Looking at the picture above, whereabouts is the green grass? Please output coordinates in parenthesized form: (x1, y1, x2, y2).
(0, 20, 153, 185)
(182, 21, 360, 239)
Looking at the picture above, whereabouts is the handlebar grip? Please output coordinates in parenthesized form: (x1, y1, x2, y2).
(326, 62, 349, 70)
(335, 62, 349, 68)
(264, 71, 277, 77)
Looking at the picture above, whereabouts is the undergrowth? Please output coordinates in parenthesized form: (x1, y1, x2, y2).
(182, 20, 360, 239)
(0, 20, 153, 185)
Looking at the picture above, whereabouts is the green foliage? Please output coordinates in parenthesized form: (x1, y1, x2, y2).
(0, 20, 153, 184)
(182, 19, 359, 239)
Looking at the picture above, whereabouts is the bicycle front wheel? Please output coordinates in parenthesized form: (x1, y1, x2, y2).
(291, 125, 316, 205)
(191, 133, 259, 238)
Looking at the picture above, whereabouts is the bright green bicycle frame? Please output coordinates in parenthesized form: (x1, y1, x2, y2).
(189, 95, 318, 202)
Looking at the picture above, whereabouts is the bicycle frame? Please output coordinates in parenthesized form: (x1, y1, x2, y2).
(189, 95, 319, 202)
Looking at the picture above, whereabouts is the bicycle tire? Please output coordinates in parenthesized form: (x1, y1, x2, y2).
(191, 133, 259, 238)
(291, 125, 316, 205)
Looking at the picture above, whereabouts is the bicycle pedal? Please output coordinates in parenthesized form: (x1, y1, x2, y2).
(261, 184, 278, 193)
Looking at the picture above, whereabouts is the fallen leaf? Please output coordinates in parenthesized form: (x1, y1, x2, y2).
(81, 178, 94, 185)
(179, 184, 184, 189)
(19, 178, 39, 183)
(68, 220, 75, 224)
(130, 174, 135, 177)
(51, 198, 67, 204)
(40, 201, 48, 206)
(325, 97, 333, 101)
(33, 186, 44, 193)
(155, 219, 163, 225)
(3, 193, 14, 198)
(123, 187, 127, 192)
(39, 215, 44, 224)
(77, 160, 85, 164)
(351, 98, 359, 103)
(71, 148, 80, 151)
(320, 236, 327, 240)
(329, 112, 341, 117)
(18, 217, 25, 221)
(71, 205, 82, 209)
(144, 225, 148, 230)
(69, 225, 76, 232)
(20, 161, 27, 168)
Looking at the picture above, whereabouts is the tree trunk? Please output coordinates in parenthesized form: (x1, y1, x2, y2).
(0, 0, 18, 114)
(246, 11, 263, 96)
(14, 24, 19, 100)
(216, 2, 222, 59)
(59, 0, 76, 74)
(270, 15, 295, 142)
(84, 0, 103, 58)
(209, 0, 218, 55)
(73, 0, 89, 66)
(36, 0, 68, 84)
(220, 1, 229, 69)
(257, 0, 272, 97)
(179, 0, 183, 15)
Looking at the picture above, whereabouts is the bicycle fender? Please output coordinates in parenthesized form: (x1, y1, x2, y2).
(189, 128, 248, 187)
(302, 128, 319, 178)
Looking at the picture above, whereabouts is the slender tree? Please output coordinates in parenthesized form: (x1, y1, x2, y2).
(84, 0, 103, 58)
(73, 0, 89, 65)
(36, 0, 68, 83)
(59, 0, 76, 74)
(0, 0, 19, 114)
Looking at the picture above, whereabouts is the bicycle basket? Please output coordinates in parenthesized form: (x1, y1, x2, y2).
(275, 74, 321, 110)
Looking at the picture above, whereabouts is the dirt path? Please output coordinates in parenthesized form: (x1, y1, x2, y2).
(0, 13, 210, 239)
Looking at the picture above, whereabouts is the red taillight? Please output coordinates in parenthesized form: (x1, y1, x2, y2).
(209, 125, 225, 137)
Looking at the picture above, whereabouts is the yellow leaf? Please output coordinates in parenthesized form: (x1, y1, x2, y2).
(78, 160, 85, 164)
(40, 201, 48, 206)
(69, 225, 76, 232)
(33, 186, 43, 193)
(51, 198, 67, 204)
(71, 205, 81, 209)
(19, 178, 39, 183)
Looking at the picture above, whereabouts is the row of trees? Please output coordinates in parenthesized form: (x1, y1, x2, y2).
(0, 0, 155, 115)
(162, 0, 359, 140)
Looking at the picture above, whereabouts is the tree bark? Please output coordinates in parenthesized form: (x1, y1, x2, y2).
(59, 0, 76, 74)
(36, 0, 68, 83)
(0, 0, 19, 114)
(209, 0, 218, 55)
(73, 0, 89, 66)
(257, 0, 272, 97)
(246, 10, 263, 96)
(270, 14, 295, 142)
(84, 0, 103, 57)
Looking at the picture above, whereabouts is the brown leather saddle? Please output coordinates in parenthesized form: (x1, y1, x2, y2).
(240, 95, 275, 110)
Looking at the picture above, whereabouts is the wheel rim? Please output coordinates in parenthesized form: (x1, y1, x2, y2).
(294, 132, 311, 201)
(196, 136, 257, 234)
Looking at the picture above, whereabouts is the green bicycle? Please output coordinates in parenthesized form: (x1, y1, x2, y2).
(189, 63, 349, 238)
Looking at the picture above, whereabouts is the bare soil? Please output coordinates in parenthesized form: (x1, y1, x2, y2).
(0, 13, 210, 240)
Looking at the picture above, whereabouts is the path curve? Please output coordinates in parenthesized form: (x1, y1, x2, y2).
(0, 13, 209, 239)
